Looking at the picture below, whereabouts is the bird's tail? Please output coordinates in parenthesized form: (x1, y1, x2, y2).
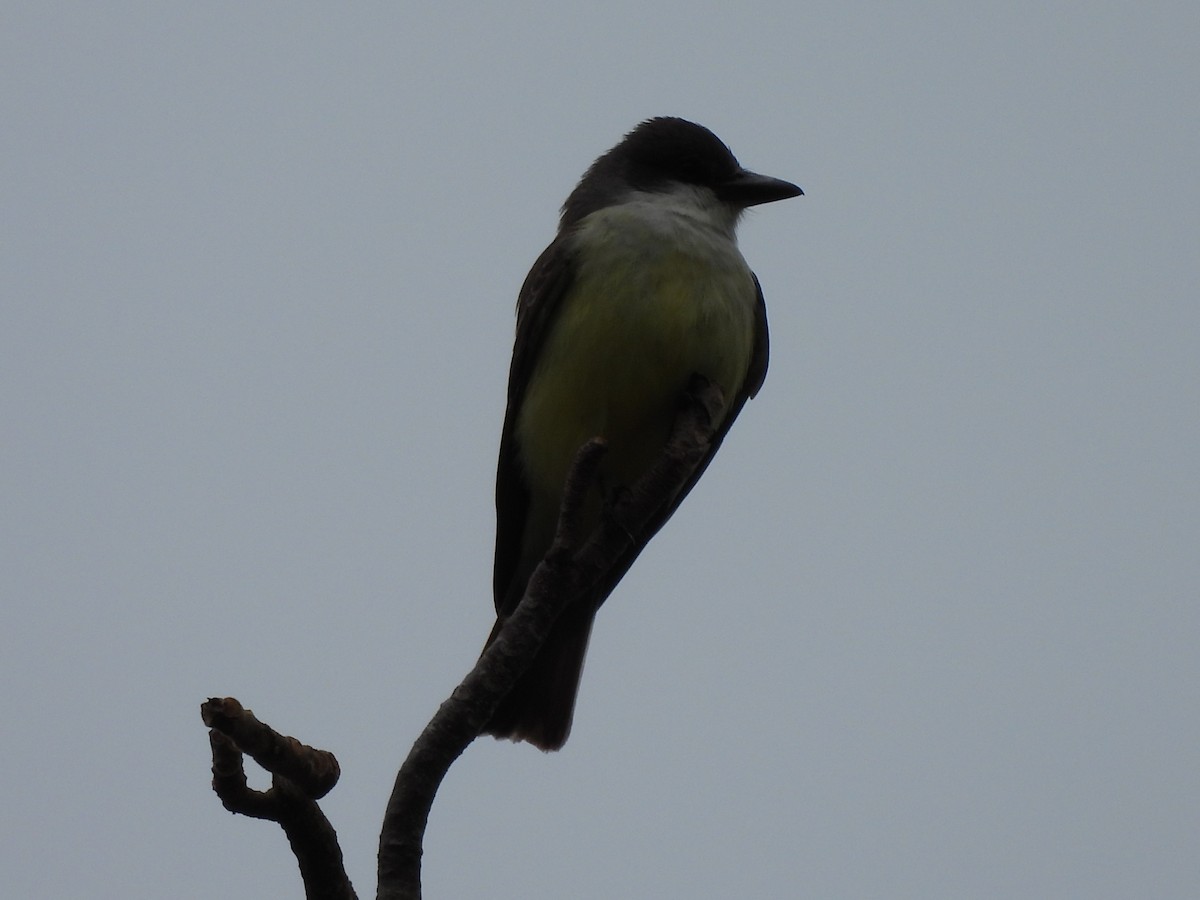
(482, 597, 597, 752)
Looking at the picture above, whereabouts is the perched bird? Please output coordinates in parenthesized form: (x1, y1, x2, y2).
(483, 117, 802, 750)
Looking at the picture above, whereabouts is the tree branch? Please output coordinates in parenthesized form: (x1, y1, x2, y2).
(376, 376, 724, 900)
(201, 697, 356, 900)
(202, 376, 725, 900)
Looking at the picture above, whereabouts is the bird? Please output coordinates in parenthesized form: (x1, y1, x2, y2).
(482, 117, 802, 750)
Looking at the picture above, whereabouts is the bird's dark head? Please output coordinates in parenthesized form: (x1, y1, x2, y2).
(561, 117, 802, 228)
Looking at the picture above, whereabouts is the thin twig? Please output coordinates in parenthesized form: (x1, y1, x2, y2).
(202, 698, 356, 900)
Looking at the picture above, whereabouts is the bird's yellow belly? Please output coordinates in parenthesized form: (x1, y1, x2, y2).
(516, 244, 756, 501)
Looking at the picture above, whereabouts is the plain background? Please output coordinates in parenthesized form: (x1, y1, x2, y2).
(3, 4, 1197, 897)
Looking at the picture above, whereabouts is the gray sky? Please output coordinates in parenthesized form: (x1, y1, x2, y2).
(3, 4, 1198, 898)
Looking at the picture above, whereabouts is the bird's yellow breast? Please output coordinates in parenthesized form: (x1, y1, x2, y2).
(516, 199, 757, 501)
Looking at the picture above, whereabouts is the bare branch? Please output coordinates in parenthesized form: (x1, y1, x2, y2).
(201, 698, 356, 900)
(202, 377, 725, 900)
(376, 377, 723, 900)
(202, 697, 340, 799)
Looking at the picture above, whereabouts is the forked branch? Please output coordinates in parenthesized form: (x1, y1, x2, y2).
(202, 376, 725, 900)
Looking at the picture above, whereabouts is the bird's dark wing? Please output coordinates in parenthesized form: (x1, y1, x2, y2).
(493, 234, 577, 613)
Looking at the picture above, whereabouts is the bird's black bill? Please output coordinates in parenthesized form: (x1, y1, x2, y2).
(715, 169, 803, 207)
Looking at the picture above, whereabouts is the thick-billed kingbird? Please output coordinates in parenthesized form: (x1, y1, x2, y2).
(483, 117, 802, 750)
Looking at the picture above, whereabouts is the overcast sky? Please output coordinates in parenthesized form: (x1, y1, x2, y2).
(3, 4, 1198, 898)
